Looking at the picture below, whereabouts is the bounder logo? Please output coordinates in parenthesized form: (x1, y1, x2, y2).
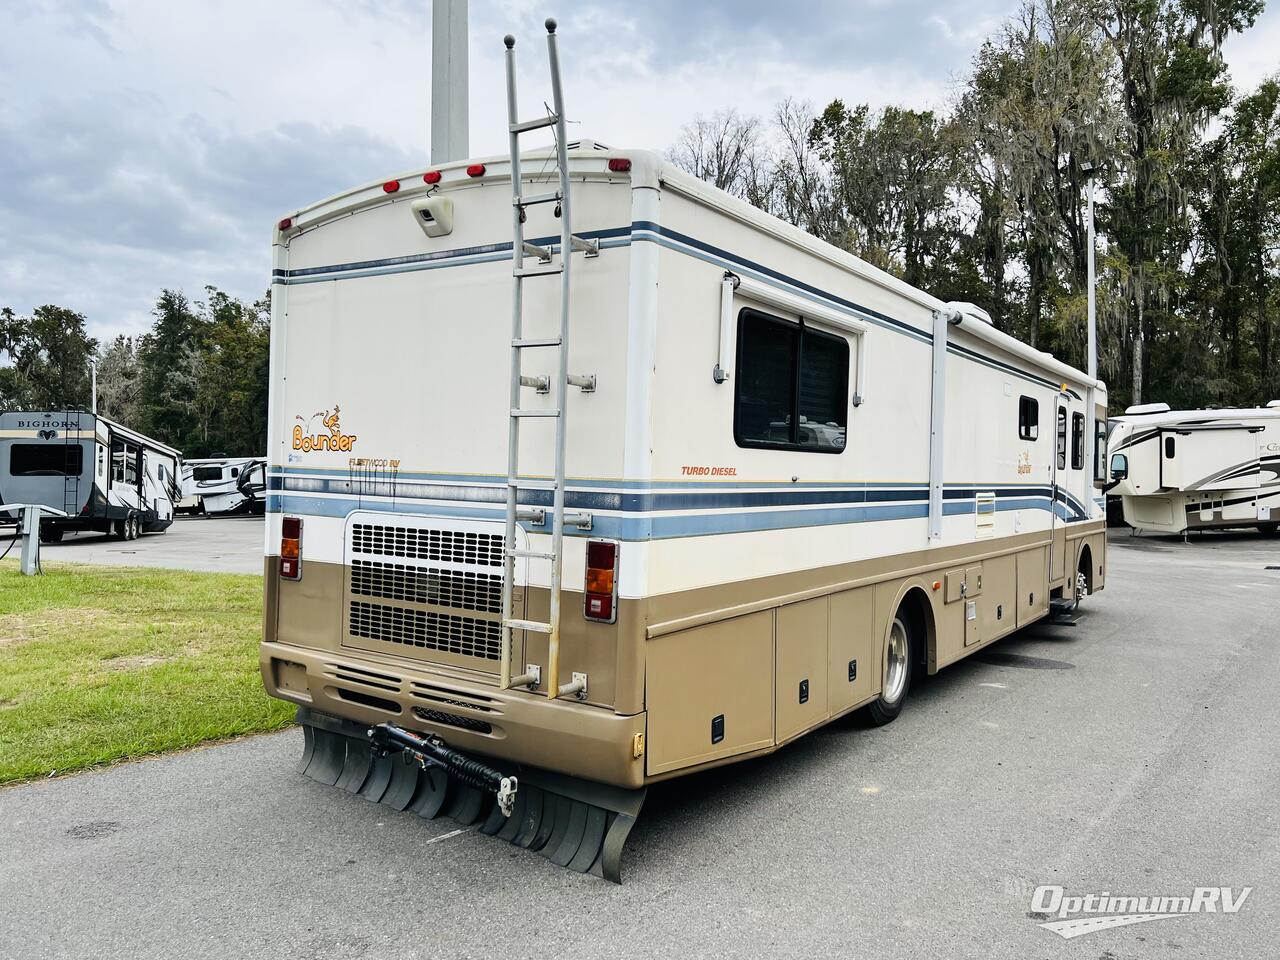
(1030, 884, 1252, 940)
(293, 405, 358, 453)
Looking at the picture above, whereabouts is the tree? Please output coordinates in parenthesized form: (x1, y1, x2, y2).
(0, 305, 97, 410)
(667, 109, 775, 205)
(94, 335, 142, 424)
(135, 289, 209, 448)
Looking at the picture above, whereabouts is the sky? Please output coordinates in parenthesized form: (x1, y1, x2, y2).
(1, 0, 1277, 343)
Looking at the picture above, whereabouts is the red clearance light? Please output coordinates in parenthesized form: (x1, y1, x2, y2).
(383, 179, 400, 193)
(466, 163, 486, 178)
(280, 516, 302, 581)
(607, 158, 632, 173)
(423, 170, 442, 184)
(277, 217, 293, 231)
(583, 540, 619, 623)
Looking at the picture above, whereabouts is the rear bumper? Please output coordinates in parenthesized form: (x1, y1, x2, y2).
(260, 641, 646, 789)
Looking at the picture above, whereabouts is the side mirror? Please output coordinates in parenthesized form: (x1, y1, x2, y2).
(1109, 453, 1128, 481)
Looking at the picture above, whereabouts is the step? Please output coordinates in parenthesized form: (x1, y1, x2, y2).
(515, 265, 563, 278)
(515, 191, 561, 207)
(507, 478, 558, 491)
(513, 337, 562, 348)
(504, 618, 553, 634)
(511, 408, 560, 418)
(507, 548, 556, 561)
(510, 115, 558, 134)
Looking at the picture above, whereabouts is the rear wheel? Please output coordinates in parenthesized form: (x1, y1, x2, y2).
(113, 518, 127, 539)
(1258, 522, 1279, 537)
(39, 526, 64, 544)
(866, 614, 914, 726)
(127, 514, 140, 540)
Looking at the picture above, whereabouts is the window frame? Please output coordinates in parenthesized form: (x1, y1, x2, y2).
(1071, 411, 1085, 470)
(1094, 419, 1108, 482)
(1018, 396, 1040, 441)
(732, 307, 850, 455)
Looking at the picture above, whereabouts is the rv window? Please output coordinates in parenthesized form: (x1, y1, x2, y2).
(192, 466, 223, 482)
(1056, 406, 1067, 470)
(733, 308, 848, 453)
(1071, 412, 1085, 470)
(111, 440, 125, 482)
(1164, 436, 1176, 459)
(230, 467, 239, 478)
(1018, 396, 1039, 440)
(9, 444, 83, 477)
(1094, 420, 1108, 482)
(125, 444, 139, 485)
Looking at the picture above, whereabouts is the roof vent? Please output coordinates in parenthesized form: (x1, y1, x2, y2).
(944, 301, 993, 324)
(1124, 402, 1172, 415)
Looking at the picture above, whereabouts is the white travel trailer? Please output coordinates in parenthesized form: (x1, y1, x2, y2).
(179, 456, 266, 515)
(0, 410, 179, 541)
(1107, 401, 1280, 535)
(258, 26, 1108, 879)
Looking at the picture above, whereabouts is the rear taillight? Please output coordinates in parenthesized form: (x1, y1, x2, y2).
(280, 515, 302, 580)
(423, 170, 442, 184)
(607, 157, 631, 173)
(466, 163, 486, 178)
(383, 179, 400, 193)
(583, 540, 618, 623)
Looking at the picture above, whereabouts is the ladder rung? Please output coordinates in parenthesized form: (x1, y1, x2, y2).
(515, 191, 561, 207)
(513, 337, 561, 348)
(511, 408, 560, 418)
(507, 547, 556, 560)
(522, 241, 552, 262)
(515, 265, 563, 278)
(505, 618, 553, 634)
(507, 478, 558, 490)
(510, 115, 558, 134)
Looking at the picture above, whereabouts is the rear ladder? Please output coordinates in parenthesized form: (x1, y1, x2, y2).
(499, 19, 597, 698)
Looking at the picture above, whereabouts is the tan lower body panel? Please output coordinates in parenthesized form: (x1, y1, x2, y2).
(261, 522, 1106, 788)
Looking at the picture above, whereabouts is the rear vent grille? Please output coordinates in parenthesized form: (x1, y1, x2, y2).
(350, 559, 501, 614)
(351, 524, 504, 566)
(413, 706, 493, 734)
(349, 600, 502, 661)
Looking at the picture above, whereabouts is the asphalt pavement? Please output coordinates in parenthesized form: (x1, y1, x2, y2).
(1, 528, 1277, 959)
(1, 514, 264, 574)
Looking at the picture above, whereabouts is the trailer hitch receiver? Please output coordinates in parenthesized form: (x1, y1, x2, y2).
(369, 723, 518, 817)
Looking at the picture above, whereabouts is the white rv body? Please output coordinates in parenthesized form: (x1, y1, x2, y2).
(1107, 403, 1280, 534)
(179, 456, 265, 515)
(0, 410, 179, 539)
(260, 143, 1107, 794)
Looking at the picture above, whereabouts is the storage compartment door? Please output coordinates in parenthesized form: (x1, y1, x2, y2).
(828, 588, 875, 714)
(1016, 547, 1049, 627)
(646, 611, 775, 777)
(775, 598, 829, 742)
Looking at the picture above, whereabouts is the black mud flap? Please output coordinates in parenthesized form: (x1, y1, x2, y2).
(295, 707, 647, 883)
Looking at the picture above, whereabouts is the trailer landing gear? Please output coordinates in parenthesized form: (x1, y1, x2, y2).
(295, 707, 647, 883)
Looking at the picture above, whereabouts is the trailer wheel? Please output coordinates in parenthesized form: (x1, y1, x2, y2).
(40, 526, 64, 544)
(127, 514, 140, 540)
(1258, 522, 1279, 537)
(865, 613, 914, 726)
(113, 519, 126, 539)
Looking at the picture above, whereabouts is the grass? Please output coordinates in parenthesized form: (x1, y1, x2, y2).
(0, 559, 294, 784)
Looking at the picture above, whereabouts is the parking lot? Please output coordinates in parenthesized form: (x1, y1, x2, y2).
(1, 515, 264, 575)
(1, 528, 1277, 960)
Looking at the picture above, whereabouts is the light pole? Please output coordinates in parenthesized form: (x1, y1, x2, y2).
(431, 0, 469, 164)
(1081, 160, 1098, 498)
(89, 359, 97, 414)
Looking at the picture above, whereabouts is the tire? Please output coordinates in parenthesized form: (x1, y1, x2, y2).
(865, 613, 915, 726)
(129, 514, 140, 540)
(114, 519, 127, 540)
(40, 526, 64, 544)
(1258, 522, 1279, 537)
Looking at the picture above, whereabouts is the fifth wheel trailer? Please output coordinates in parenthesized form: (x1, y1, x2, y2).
(179, 456, 267, 515)
(1107, 401, 1280, 535)
(0, 410, 180, 541)
(259, 29, 1108, 881)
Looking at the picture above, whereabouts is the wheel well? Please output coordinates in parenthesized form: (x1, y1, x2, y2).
(1078, 544, 1093, 592)
(897, 587, 936, 674)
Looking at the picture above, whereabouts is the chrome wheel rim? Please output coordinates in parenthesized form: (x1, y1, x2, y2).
(884, 617, 909, 705)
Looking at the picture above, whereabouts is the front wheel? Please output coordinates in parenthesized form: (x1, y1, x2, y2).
(865, 614, 914, 726)
(1258, 522, 1279, 537)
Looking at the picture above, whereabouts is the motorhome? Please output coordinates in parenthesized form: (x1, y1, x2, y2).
(1107, 401, 1280, 535)
(179, 456, 266, 515)
(259, 21, 1108, 882)
(0, 410, 179, 541)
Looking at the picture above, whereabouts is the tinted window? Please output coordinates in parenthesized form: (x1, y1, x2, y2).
(733, 308, 848, 453)
(1056, 406, 1067, 470)
(9, 444, 83, 477)
(1071, 412, 1085, 470)
(1094, 419, 1108, 481)
(193, 466, 223, 482)
(1018, 396, 1039, 440)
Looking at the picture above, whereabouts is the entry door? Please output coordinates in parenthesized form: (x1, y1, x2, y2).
(1049, 399, 1067, 582)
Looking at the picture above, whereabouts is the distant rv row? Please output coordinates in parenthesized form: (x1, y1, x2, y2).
(1107, 401, 1280, 535)
(0, 410, 264, 542)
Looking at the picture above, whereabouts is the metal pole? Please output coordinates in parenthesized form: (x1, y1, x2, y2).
(1085, 172, 1097, 494)
(431, 0, 469, 164)
(499, 33, 521, 691)
(90, 360, 97, 414)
